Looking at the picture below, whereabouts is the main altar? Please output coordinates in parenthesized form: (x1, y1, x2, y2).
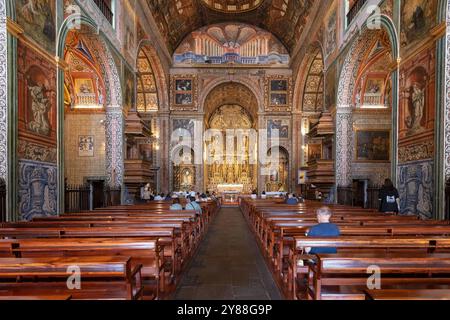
(205, 105, 257, 194)
(217, 184, 244, 204)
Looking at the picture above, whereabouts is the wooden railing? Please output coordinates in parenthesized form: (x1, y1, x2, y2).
(337, 185, 381, 209)
(65, 184, 91, 213)
(0, 179, 5, 222)
(93, 0, 114, 25)
(104, 186, 122, 208)
(367, 186, 381, 210)
(337, 186, 354, 206)
(346, 0, 368, 26)
(65, 184, 121, 212)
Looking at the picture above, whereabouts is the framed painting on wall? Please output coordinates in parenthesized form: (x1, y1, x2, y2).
(266, 76, 291, 111)
(308, 144, 322, 162)
(74, 78, 95, 95)
(267, 119, 289, 139)
(78, 135, 94, 157)
(355, 130, 390, 162)
(171, 75, 197, 110)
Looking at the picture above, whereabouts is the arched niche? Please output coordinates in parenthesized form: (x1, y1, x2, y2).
(171, 146, 196, 192)
(57, 14, 124, 213)
(335, 15, 399, 190)
(263, 146, 289, 193)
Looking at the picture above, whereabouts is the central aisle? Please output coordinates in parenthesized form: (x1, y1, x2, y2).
(174, 207, 283, 300)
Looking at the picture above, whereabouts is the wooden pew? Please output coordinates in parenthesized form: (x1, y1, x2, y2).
(365, 289, 450, 300)
(239, 198, 450, 300)
(0, 295, 72, 300)
(0, 227, 181, 285)
(4, 238, 163, 299)
(3, 220, 192, 263)
(305, 253, 450, 300)
(290, 236, 450, 299)
(0, 256, 143, 300)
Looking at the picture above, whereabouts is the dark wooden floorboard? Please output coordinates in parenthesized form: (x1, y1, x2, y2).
(174, 208, 283, 300)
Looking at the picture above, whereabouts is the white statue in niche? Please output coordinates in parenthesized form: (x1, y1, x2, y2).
(28, 83, 51, 136)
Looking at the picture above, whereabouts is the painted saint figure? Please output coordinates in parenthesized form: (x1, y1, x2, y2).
(410, 82, 425, 132)
(28, 83, 51, 136)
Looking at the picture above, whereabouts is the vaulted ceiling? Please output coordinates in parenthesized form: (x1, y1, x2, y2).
(145, 0, 316, 54)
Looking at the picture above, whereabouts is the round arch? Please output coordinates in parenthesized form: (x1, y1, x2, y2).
(199, 77, 264, 114)
(335, 14, 400, 188)
(136, 40, 169, 112)
(57, 15, 122, 107)
(292, 41, 325, 112)
(56, 14, 125, 213)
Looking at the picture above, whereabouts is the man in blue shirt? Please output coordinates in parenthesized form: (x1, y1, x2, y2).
(306, 207, 340, 254)
(285, 193, 299, 205)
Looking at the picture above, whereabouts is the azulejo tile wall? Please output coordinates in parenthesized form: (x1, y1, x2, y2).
(18, 160, 57, 221)
(398, 160, 434, 219)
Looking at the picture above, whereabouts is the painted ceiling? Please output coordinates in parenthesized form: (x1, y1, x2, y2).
(145, 0, 316, 53)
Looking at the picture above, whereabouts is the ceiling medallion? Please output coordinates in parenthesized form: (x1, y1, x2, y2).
(200, 0, 263, 13)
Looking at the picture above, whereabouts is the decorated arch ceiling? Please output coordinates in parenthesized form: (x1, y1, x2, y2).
(200, 0, 264, 13)
(145, 0, 316, 53)
(64, 31, 106, 110)
(174, 23, 289, 65)
(204, 82, 258, 127)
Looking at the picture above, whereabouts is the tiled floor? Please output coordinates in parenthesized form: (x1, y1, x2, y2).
(174, 207, 283, 300)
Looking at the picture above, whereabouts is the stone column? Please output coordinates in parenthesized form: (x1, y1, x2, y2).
(0, 0, 6, 183)
(0, 0, 8, 218)
(335, 108, 353, 187)
(444, 2, 450, 181)
(105, 106, 124, 188)
(158, 112, 170, 194)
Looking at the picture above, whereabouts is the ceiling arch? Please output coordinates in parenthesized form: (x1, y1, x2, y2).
(203, 82, 259, 128)
(145, 0, 316, 53)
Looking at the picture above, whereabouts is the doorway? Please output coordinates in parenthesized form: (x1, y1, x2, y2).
(352, 179, 368, 208)
(91, 180, 105, 209)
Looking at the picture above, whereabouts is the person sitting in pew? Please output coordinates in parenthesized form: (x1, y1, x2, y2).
(165, 193, 173, 201)
(285, 193, 299, 205)
(296, 194, 305, 204)
(170, 198, 183, 211)
(154, 193, 164, 201)
(186, 196, 203, 215)
(305, 207, 340, 254)
(261, 191, 267, 199)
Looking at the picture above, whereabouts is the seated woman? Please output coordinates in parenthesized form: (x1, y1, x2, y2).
(170, 198, 183, 211)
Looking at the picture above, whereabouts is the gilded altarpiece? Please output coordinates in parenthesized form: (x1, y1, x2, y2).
(205, 105, 257, 193)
